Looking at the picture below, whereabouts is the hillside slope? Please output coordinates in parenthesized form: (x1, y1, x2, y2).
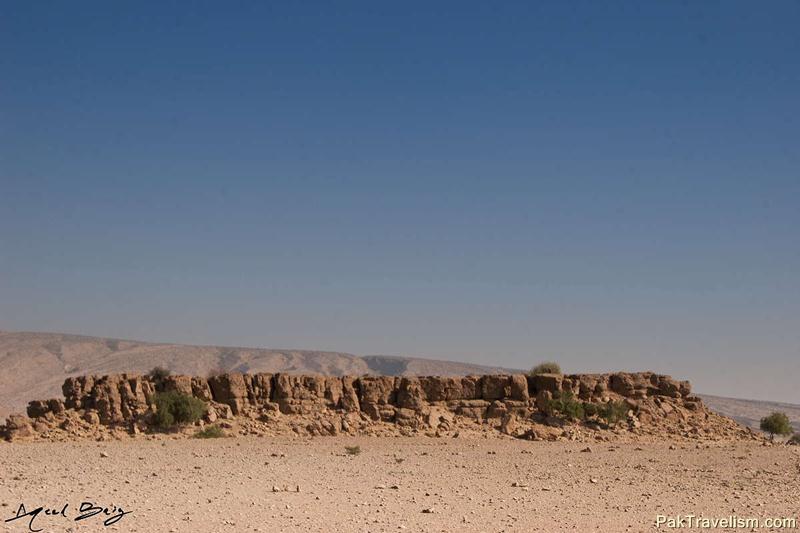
(0, 331, 514, 418)
(699, 394, 800, 433)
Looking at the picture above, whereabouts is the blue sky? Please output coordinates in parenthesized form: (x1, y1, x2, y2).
(1, 1, 798, 402)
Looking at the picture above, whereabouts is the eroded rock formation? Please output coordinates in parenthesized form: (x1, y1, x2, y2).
(1, 372, 755, 442)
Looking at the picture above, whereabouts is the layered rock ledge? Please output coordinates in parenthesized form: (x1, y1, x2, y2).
(2, 372, 756, 442)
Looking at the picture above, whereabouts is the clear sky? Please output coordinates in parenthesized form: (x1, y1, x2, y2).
(1, 1, 798, 403)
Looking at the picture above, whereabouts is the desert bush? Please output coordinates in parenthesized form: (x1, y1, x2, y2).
(153, 391, 206, 429)
(529, 361, 562, 375)
(545, 391, 584, 421)
(582, 402, 600, 418)
(344, 445, 361, 456)
(148, 366, 171, 381)
(760, 412, 793, 439)
(193, 425, 225, 439)
(598, 401, 629, 425)
(788, 433, 800, 446)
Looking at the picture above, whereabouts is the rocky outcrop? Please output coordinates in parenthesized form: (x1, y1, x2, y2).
(2, 371, 754, 443)
(3, 414, 35, 442)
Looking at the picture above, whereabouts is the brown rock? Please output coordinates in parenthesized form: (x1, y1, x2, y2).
(3, 414, 35, 441)
(509, 374, 529, 401)
(500, 413, 518, 435)
(420, 376, 465, 401)
(92, 375, 126, 424)
(358, 376, 397, 420)
(83, 410, 100, 425)
(396, 377, 427, 410)
(531, 373, 563, 394)
(487, 400, 508, 418)
(577, 375, 600, 400)
(162, 375, 194, 395)
(535, 390, 553, 411)
(358, 376, 396, 404)
(340, 376, 361, 412)
(62, 375, 95, 410)
(27, 400, 52, 419)
(48, 398, 66, 415)
(460, 376, 482, 399)
(208, 373, 248, 415)
(191, 377, 213, 401)
(324, 377, 343, 408)
(482, 375, 511, 400)
(245, 373, 272, 404)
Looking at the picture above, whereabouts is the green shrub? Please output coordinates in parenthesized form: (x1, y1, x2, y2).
(545, 391, 584, 421)
(544, 393, 628, 426)
(344, 445, 361, 456)
(148, 366, 171, 381)
(760, 412, 793, 438)
(582, 402, 600, 418)
(598, 401, 629, 425)
(193, 425, 226, 439)
(529, 361, 562, 375)
(153, 391, 206, 429)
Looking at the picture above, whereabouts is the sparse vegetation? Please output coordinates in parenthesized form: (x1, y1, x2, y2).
(529, 361, 562, 375)
(788, 433, 800, 446)
(152, 391, 206, 429)
(544, 393, 628, 426)
(193, 425, 226, 439)
(598, 400, 629, 425)
(344, 445, 361, 456)
(760, 412, 793, 439)
(544, 391, 584, 421)
(148, 366, 171, 382)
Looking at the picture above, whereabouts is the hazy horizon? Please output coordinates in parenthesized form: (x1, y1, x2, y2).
(2, 2, 799, 404)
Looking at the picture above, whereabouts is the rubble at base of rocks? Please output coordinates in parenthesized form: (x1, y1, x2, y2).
(1, 372, 758, 443)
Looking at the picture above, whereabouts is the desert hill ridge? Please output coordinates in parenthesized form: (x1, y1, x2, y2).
(0, 331, 518, 419)
(1, 330, 798, 433)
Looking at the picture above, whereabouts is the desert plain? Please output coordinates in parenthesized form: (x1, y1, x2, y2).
(2, 436, 799, 533)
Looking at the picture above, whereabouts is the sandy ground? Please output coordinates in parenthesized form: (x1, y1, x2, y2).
(1, 437, 799, 532)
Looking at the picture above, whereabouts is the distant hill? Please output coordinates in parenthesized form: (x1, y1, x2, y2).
(0, 331, 515, 419)
(2, 331, 798, 433)
(699, 394, 800, 433)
